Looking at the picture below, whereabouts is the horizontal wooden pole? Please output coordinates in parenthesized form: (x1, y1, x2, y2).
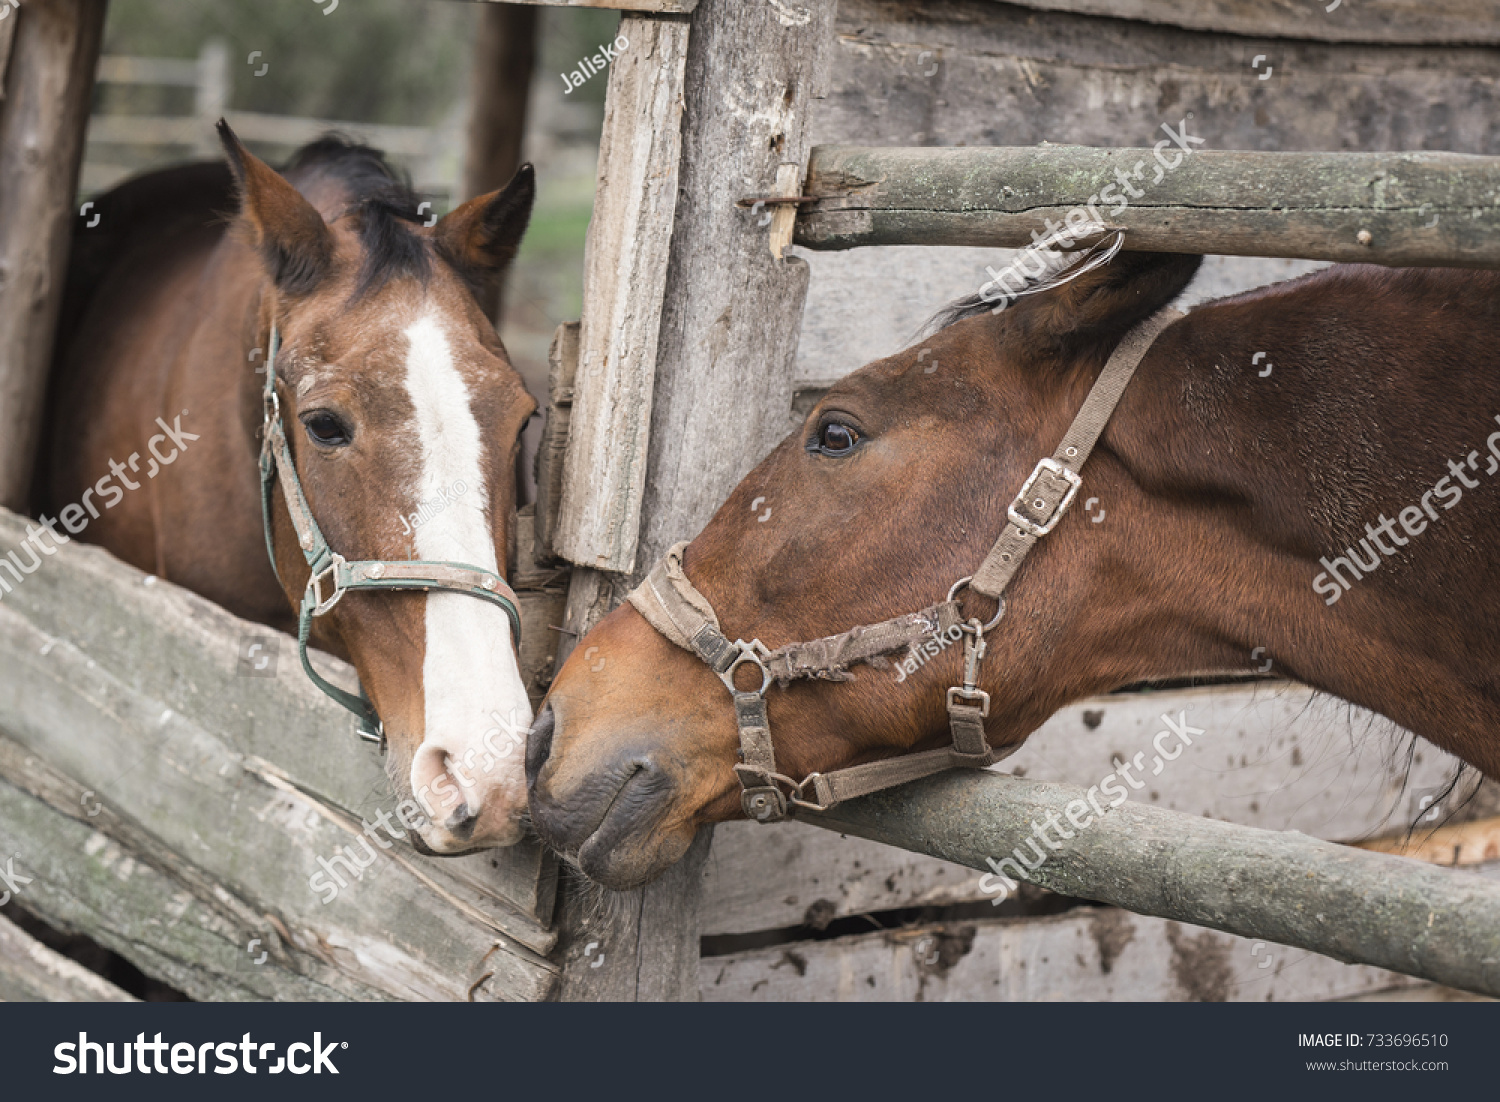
(804, 770, 1500, 998)
(796, 145, 1500, 268)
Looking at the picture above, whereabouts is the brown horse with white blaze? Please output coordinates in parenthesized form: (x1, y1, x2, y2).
(42, 123, 538, 854)
(529, 249, 1500, 890)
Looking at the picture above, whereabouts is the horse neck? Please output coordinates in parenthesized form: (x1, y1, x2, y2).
(1096, 280, 1500, 771)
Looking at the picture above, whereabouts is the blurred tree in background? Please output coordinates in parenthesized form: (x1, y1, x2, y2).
(100, 0, 619, 125)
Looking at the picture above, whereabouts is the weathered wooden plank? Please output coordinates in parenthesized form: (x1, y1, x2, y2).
(797, 145, 1500, 267)
(996, 0, 1500, 46)
(0, 0, 105, 509)
(0, 911, 136, 1002)
(700, 902, 1490, 1002)
(0, 510, 559, 999)
(553, 14, 691, 574)
(801, 770, 1500, 997)
(552, 0, 838, 1002)
(702, 683, 1470, 935)
(0, 9, 15, 95)
(821, 1, 1500, 155)
(0, 653, 557, 1001)
(534, 322, 579, 564)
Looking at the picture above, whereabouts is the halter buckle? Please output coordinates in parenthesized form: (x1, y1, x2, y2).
(1007, 457, 1082, 537)
(309, 553, 349, 616)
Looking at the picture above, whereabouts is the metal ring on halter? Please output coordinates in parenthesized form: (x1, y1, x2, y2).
(945, 576, 1005, 632)
(309, 554, 348, 616)
(718, 639, 773, 695)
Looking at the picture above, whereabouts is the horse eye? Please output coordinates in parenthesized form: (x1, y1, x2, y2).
(302, 411, 352, 447)
(813, 422, 860, 457)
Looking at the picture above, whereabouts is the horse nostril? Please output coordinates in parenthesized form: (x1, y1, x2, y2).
(442, 804, 478, 840)
(526, 702, 555, 785)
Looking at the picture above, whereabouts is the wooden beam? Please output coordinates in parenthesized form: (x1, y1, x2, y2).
(994, 0, 1500, 46)
(804, 770, 1500, 998)
(0, 510, 559, 1000)
(796, 145, 1500, 268)
(0, 0, 106, 511)
(551, 0, 837, 1001)
(0, 911, 137, 1002)
(553, 14, 691, 574)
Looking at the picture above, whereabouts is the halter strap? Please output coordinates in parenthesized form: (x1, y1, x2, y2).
(626, 306, 1183, 821)
(258, 324, 523, 749)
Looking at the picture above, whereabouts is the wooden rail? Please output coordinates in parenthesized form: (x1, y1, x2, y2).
(805, 770, 1500, 998)
(795, 145, 1500, 267)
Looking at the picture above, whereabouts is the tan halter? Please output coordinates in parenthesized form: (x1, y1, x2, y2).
(627, 307, 1183, 822)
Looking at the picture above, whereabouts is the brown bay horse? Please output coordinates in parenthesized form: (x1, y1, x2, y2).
(41, 124, 538, 854)
(529, 249, 1500, 889)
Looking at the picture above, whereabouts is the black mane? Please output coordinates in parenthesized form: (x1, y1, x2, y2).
(282, 134, 431, 298)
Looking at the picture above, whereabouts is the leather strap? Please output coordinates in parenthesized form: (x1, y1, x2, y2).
(971, 307, 1182, 597)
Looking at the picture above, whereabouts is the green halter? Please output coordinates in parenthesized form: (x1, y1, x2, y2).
(258, 324, 523, 751)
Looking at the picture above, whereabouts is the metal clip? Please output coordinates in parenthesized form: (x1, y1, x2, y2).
(946, 619, 991, 716)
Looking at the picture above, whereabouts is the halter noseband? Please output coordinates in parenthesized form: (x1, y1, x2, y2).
(258, 323, 523, 752)
(627, 307, 1183, 822)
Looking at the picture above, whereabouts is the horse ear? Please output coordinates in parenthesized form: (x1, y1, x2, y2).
(432, 164, 535, 292)
(1009, 243, 1201, 364)
(216, 119, 333, 296)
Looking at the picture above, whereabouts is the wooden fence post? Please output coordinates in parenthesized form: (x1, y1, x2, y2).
(0, 0, 107, 511)
(552, 0, 836, 1001)
(462, 1, 537, 322)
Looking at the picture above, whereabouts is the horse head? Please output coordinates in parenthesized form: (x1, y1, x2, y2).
(219, 123, 538, 854)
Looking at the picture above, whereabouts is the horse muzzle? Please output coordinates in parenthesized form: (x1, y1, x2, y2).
(526, 701, 696, 889)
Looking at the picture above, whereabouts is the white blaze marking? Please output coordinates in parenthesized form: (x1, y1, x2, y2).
(402, 312, 531, 834)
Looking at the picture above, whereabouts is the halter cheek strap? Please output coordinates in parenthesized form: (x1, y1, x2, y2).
(259, 324, 523, 750)
(626, 307, 1183, 821)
